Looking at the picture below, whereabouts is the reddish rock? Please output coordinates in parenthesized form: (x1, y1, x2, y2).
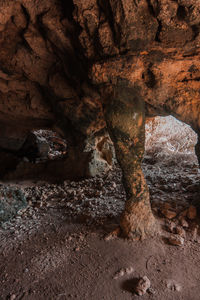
(162, 209, 177, 220)
(135, 276, 151, 296)
(0, 0, 200, 238)
(179, 217, 189, 229)
(187, 205, 197, 220)
(168, 235, 184, 246)
(175, 226, 186, 238)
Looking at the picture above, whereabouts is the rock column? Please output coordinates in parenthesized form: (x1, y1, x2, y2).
(105, 83, 156, 240)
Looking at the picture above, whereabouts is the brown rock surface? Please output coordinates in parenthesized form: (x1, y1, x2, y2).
(168, 235, 185, 246)
(0, 0, 199, 238)
(0, 0, 199, 146)
(135, 275, 151, 296)
(187, 205, 197, 220)
(161, 209, 177, 219)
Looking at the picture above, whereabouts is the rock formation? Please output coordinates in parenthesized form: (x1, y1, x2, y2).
(0, 0, 199, 239)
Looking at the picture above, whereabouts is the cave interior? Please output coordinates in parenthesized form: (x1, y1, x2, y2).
(0, 0, 200, 299)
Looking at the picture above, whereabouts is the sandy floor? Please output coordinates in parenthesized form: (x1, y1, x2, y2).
(0, 154, 200, 300)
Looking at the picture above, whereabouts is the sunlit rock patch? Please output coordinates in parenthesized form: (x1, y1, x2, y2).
(145, 116, 198, 165)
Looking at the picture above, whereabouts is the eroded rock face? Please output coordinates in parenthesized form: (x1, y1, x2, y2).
(0, 0, 199, 159)
(0, 0, 199, 238)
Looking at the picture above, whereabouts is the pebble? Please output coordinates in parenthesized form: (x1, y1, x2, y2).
(175, 226, 186, 238)
(148, 287, 156, 294)
(179, 217, 189, 228)
(187, 205, 197, 220)
(168, 235, 184, 246)
(104, 227, 120, 241)
(162, 209, 177, 219)
(114, 269, 125, 279)
(114, 266, 134, 279)
(135, 276, 151, 296)
(162, 203, 172, 210)
(166, 221, 176, 233)
(166, 279, 182, 291)
(179, 209, 188, 218)
(125, 266, 134, 275)
(190, 225, 199, 241)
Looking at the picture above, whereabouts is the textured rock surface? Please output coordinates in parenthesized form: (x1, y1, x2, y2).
(0, 0, 199, 163)
(0, 186, 27, 224)
(135, 276, 151, 296)
(0, 0, 199, 238)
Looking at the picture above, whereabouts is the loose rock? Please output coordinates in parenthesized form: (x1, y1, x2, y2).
(104, 227, 121, 241)
(179, 209, 188, 218)
(175, 226, 186, 238)
(114, 266, 134, 279)
(162, 209, 177, 219)
(125, 267, 134, 275)
(179, 217, 189, 228)
(187, 205, 197, 220)
(166, 279, 182, 291)
(166, 220, 176, 233)
(168, 235, 184, 246)
(135, 276, 151, 296)
(114, 269, 125, 279)
(190, 225, 199, 241)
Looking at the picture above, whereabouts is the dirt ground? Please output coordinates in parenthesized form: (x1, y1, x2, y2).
(0, 153, 200, 300)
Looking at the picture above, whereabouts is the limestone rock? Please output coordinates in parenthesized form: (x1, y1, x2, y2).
(114, 266, 134, 279)
(135, 276, 151, 296)
(179, 209, 188, 218)
(179, 217, 189, 228)
(0, 0, 200, 178)
(0, 0, 199, 239)
(0, 0, 199, 181)
(175, 226, 186, 238)
(104, 227, 121, 241)
(168, 235, 184, 246)
(189, 224, 199, 241)
(166, 221, 176, 233)
(166, 279, 182, 292)
(162, 209, 177, 220)
(187, 205, 197, 220)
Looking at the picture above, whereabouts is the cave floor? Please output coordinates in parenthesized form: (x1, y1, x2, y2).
(0, 154, 200, 300)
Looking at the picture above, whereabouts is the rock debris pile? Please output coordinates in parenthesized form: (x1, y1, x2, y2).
(0, 155, 199, 245)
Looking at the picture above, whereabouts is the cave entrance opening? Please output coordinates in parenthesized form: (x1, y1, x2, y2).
(21, 129, 67, 164)
(145, 116, 198, 165)
(0, 129, 68, 181)
(143, 115, 200, 220)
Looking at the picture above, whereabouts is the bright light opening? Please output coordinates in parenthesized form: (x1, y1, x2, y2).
(145, 116, 198, 165)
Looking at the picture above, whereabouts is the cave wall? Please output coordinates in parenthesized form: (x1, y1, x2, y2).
(0, 0, 199, 178)
(0, 0, 104, 147)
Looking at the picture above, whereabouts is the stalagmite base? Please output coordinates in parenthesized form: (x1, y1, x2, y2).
(120, 195, 156, 240)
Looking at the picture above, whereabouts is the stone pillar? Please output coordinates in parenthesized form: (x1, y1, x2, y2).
(105, 84, 156, 240)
